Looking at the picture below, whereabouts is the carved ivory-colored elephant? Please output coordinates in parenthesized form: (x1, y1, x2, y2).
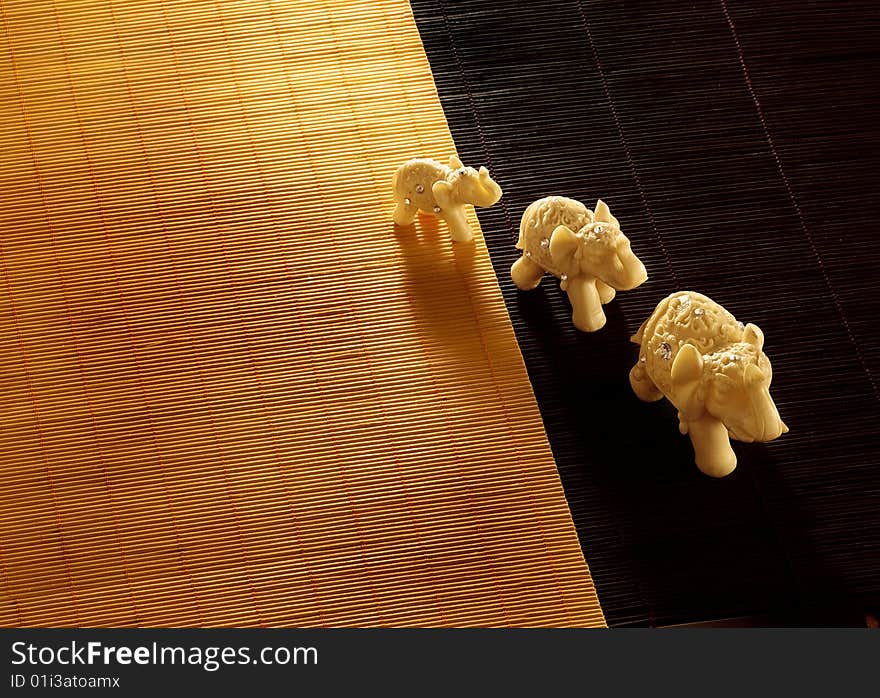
(392, 155, 503, 242)
(510, 196, 648, 331)
(630, 291, 788, 477)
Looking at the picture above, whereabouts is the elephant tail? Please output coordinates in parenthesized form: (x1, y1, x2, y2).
(630, 317, 648, 345)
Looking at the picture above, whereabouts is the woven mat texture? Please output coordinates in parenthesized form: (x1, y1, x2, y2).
(0, 0, 604, 627)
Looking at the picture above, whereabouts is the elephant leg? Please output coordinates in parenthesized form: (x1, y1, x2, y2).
(596, 279, 616, 304)
(441, 209, 473, 242)
(566, 276, 605, 332)
(510, 254, 544, 290)
(686, 415, 738, 478)
(393, 200, 417, 226)
(629, 362, 663, 402)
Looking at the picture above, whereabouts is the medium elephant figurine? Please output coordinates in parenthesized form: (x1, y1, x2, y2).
(511, 196, 648, 331)
(630, 291, 788, 477)
(392, 155, 502, 242)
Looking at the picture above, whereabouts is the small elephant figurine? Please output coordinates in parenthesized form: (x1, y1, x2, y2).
(511, 196, 648, 331)
(630, 291, 788, 477)
(392, 155, 503, 242)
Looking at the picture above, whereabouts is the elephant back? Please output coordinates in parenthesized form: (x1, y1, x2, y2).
(393, 158, 450, 210)
(640, 292, 744, 395)
(516, 196, 593, 255)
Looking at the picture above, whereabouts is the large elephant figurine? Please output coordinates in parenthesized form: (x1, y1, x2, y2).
(630, 291, 789, 477)
(511, 196, 648, 331)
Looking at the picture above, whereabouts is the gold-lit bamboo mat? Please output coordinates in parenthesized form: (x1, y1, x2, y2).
(0, 0, 603, 627)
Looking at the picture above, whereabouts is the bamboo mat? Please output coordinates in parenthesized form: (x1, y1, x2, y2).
(412, 0, 880, 626)
(0, 0, 604, 627)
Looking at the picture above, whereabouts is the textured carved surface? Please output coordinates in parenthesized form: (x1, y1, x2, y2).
(392, 158, 451, 211)
(634, 292, 752, 398)
(516, 196, 593, 274)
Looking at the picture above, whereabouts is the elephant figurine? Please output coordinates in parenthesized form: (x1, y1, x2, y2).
(511, 196, 648, 331)
(392, 155, 503, 242)
(630, 291, 788, 477)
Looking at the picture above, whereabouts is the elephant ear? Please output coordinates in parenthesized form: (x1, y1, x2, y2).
(549, 225, 580, 262)
(432, 180, 454, 208)
(448, 154, 463, 169)
(743, 323, 764, 351)
(593, 199, 612, 224)
(671, 343, 704, 418)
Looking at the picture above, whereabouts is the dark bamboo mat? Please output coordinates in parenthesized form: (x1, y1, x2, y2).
(411, 0, 880, 626)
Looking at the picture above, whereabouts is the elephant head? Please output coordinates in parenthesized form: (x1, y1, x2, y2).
(670, 324, 789, 443)
(432, 156, 502, 209)
(548, 200, 647, 290)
